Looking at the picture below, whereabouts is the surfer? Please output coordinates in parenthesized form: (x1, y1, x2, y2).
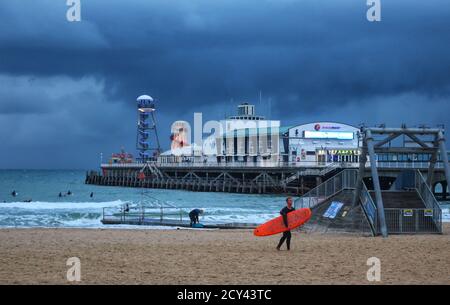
(189, 209, 204, 227)
(276, 197, 295, 251)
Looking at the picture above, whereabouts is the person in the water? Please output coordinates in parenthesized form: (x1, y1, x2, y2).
(90, 192, 94, 198)
(276, 197, 295, 251)
(189, 209, 204, 226)
(67, 190, 72, 196)
(11, 190, 18, 197)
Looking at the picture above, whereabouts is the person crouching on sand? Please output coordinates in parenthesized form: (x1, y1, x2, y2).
(189, 209, 204, 227)
(277, 197, 295, 251)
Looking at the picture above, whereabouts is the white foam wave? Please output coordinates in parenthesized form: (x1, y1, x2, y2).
(0, 200, 125, 210)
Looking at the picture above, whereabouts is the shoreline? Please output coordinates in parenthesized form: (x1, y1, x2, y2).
(0, 225, 449, 284)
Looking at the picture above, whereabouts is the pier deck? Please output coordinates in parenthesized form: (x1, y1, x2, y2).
(86, 161, 448, 195)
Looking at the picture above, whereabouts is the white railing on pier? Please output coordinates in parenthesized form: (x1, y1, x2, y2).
(377, 161, 445, 169)
(101, 160, 447, 170)
(101, 161, 361, 169)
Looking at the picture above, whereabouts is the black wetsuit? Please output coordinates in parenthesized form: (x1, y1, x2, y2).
(189, 209, 201, 226)
(277, 206, 295, 250)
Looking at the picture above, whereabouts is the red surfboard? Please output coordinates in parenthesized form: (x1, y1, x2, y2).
(254, 208, 312, 237)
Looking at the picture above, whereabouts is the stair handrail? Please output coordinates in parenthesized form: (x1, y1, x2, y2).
(284, 172, 298, 184)
(414, 170, 442, 232)
(294, 169, 357, 209)
(319, 162, 340, 176)
(359, 182, 378, 235)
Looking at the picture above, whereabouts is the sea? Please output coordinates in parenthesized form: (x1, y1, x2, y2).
(0, 170, 287, 228)
(0, 170, 448, 229)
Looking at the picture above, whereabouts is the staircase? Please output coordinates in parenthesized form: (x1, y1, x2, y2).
(369, 191, 425, 209)
(319, 162, 341, 176)
(295, 169, 443, 236)
(282, 163, 343, 188)
(301, 189, 372, 235)
(144, 162, 164, 179)
(284, 172, 299, 185)
(295, 169, 358, 209)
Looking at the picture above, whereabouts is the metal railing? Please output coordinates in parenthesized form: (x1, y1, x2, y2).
(102, 205, 188, 224)
(102, 195, 190, 224)
(102, 160, 361, 169)
(359, 182, 378, 235)
(384, 208, 441, 233)
(294, 169, 357, 209)
(156, 160, 350, 169)
(101, 160, 448, 171)
(319, 162, 341, 175)
(292, 166, 443, 235)
(365, 170, 443, 235)
(377, 161, 445, 169)
(414, 170, 443, 233)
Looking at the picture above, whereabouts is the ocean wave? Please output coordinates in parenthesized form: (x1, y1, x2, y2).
(0, 199, 447, 228)
(0, 200, 125, 210)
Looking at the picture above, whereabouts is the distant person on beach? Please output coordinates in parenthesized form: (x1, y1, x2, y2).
(276, 197, 295, 251)
(189, 209, 204, 227)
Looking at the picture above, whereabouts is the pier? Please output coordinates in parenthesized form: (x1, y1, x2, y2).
(86, 159, 449, 196)
(86, 162, 347, 195)
(87, 126, 450, 236)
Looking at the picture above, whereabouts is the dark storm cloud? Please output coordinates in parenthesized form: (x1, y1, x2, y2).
(0, 0, 450, 168)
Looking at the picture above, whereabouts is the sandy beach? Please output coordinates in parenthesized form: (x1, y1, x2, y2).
(0, 225, 449, 285)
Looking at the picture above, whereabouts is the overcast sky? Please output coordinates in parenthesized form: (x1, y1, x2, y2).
(1, 0, 449, 169)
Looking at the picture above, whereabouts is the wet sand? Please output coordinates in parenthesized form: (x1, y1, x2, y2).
(0, 225, 449, 284)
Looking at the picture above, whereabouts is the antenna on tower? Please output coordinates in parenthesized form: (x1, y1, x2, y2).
(259, 90, 262, 116)
(268, 97, 272, 120)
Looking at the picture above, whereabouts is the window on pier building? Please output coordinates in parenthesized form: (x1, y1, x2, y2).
(267, 133, 272, 150)
(435, 182, 444, 194)
(244, 130, 249, 155)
